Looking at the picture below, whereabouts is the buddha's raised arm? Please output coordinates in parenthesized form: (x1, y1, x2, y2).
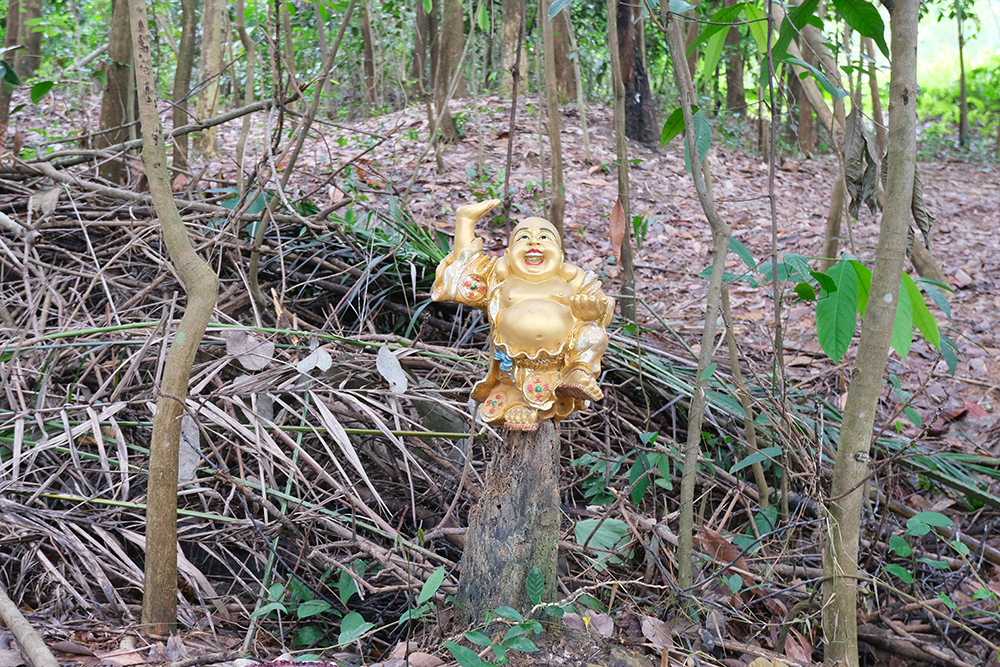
(454, 198, 502, 251)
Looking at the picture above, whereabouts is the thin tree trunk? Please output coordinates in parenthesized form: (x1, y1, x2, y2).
(96, 0, 134, 184)
(362, 3, 377, 109)
(500, 0, 525, 96)
(957, 7, 968, 147)
(171, 0, 197, 169)
(551, 10, 575, 100)
(15, 0, 42, 77)
(566, 16, 590, 162)
(413, 0, 430, 94)
(0, 0, 21, 154)
(130, 0, 220, 633)
(434, 0, 462, 141)
(724, 0, 745, 116)
(820, 172, 845, 271)
(617, 0, 656, 143)
(541, 0, 565, 238)
(821, 0, 917, 664)
(607, 0, 636, 322)
(235, 0, 256, 193)
(194, 0, 223, 158)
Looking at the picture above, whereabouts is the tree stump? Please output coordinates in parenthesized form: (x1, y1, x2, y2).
(457, 421, 561, 624)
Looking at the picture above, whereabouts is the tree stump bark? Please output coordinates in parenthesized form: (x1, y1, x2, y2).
(457, 420, 561, 624)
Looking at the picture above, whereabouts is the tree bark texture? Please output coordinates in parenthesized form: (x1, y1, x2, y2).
(130, 0, 221, 634)
(551, 10, 575, 101)
(434, 0, 462, 141)
(362, 4, 377, 108)
(171, 0, 197, 169)
(413, 0, 431, 93)
(821, 0, 917, 664)
(500, 0, 526, 97)
(14, 0, 41, 77)
(541, 0, 565, 239)
(0, 0, 21, 153)
(957, 10, 968, 147)
(616, 0, 656, 144)
(723, 0, 745, 116)
(194, 0, 223, 158)
(457, 422, 560, 623)
(97, 0, 134, 184)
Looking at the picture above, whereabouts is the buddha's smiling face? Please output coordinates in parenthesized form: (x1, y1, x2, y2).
(507, 218, 563, 282)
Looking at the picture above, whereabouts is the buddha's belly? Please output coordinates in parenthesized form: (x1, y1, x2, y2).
(496, 298, 573, 357)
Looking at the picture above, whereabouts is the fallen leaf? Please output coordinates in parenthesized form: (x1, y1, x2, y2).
(641, 616, 672, 649)
(376, 346, 408, 394)
(0, 650, 24, 667)
(296, 348, 333, 374)
(609, 198, 626, 266)
(13, 129, 25, 156)
(172, 173, 188, 192)
(581, 178, 613, 187)
(29, 188, 60, 216)
(221, 329, 274, 371)
(783, 626, 812, 663)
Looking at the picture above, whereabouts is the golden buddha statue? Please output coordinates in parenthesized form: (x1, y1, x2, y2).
(433, 199, 614, 431)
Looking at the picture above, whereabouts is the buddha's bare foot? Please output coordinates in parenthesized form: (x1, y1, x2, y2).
(504, 405, 540, 431)
(557, 367, 603, 401)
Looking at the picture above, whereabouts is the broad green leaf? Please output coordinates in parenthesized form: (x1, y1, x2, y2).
(660, 107, 684, 146)
(729, 236, 756, 270)
(811, 270, 837, 294)
(902, 273, 940, 348)
(507, 637, 540, 653)
(816, 260, 858, 363)
(911, 511, 954, 528)
(527, 565, 545, 606)
(890, 281, 914, 360)
(494, 606, 524, 622)
(423, 0, 432, 12)
(548, 0, 573, 19)
(729, 445, 782, 475)
(396, 604, 431, 624)
(294, 626, 324, 646)
(850, 260, 873, 317)
(794, 282, 816, 301)
(683, 110, 713, 170)
(831, 0, 889, 58)
(669, 0, 695, 12)
(444, 642, 486, 667)
(938, 593, 959, 610)
(742, 3, 768, 54)
(971, 588, 994, 600)
(701, 29, 729, 82)
(250, 601, 287, 617)
(917, 557, 951, 570)
(464, 630, 493, 647)
(338, 612, 375, 644)
(941, 335, 958, 376)
(883, 564, 913, 583)
(700, 363, 717, 381)
(888, 534, 912, 557)
(417, 566, 445, 605)
(629, 454, 651, 506)
(772, 0, 821, 60)
(1, 61, 21, 86)
(782, 254, 812, 281)
(949, 539, 970, 556)
(917, 278, 952, 320)
(724, 573, 743, 594)
(477, 2, 489, 31)
(31, 81, 54, 104)
(574, 518, 630, 571)
(297, 599, 331, 620)
(689, 3, 746, 53)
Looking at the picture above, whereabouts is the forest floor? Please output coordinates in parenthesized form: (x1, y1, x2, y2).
(2, 87, 999, 667)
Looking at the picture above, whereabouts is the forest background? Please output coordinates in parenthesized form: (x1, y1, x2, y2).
(0, 0, 998, 666)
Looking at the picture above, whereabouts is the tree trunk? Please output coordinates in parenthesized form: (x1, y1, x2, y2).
(819, 171, 845, 271)
(457, 422, 561, 623)
(541, 0, 565, 238)
(957, 7, 968, 147)
(0, 0, 21, 153)
(130, 0, 221, 634)
(413, 0, 430, 94)
(194, 0, 223, 158)
(235, 0, 256, 192)
(171, 0, 197, 169)
(434, 0, 462, 141)
(864, 38, 886, 155)
(566, 15, 590, 162)
(792, 47, 815, 153)
(15, 0, 42, 77)
(96, 0, 134, 184)
(724, 0, 745, 116)
(607, 0, 636, 322)
(551, 10, 575, 101)
(362, 4, 377, 109)
(821, 0, 917, 664)
(616, 0, 656, 143)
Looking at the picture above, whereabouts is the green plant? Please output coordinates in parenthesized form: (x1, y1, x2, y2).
(396, 565, 446, 625)
(444, 606, 542, 666)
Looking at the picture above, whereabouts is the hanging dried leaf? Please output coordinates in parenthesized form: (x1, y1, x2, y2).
(843, 105, 867, 214)
(609, 198, 626, 266)
(911, 165, 934, 250)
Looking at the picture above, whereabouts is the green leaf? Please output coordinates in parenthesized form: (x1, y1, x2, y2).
(941, 335, 958, 376)
(850, 260, 873, 316)
(729, 446, 782, 474)
(701, 29, 728, 83)
(1, 61, 21, 87)
(464, 630, 493, 647)
(92, 68, 108, 87)
(911, 511, 954, 528)
(660, 108, 684, 146)
(629, 455, 651, 506)
(423, 0, 432, 12)
(816, 260, 858, 363)
(669, 0, 695, 12)
(811, 270, 837, 294)
(337, 568, 359, 604)
(294, 626, 324, 646)
(296, 599, 331, 620)
(917, 279, 952, 320)
(699, 363, 717, 381)
(445, 642, 486, 667)
(783, 254, 812, 281)
(888, 534, 911, 557)
(417, 566, 445, 605)
(30, 81, 54, 104)
(785, 56, 848, 100)
(794, 282, 817, 301)
(396, 604, 431, 624)
(831, 0, 889, 58)
(526, 565, 545, 606)
(917, 557, 951, 570)
(883, 564, 913, 583)
(494, 606, 525, 622)
(723, 573, 743, 594)
(902, 273, 939, 348)
(574, 518, 631, 571)
(507, 637, 540, 653)
(890, 281, 914, 360)
(689, 3, 746, 53)
(742, 3, 768, 54)
(250, 601, 287, 617)
(971, 587, 995, 600)
(729, 237, 756, 270)
(937, 593, 958, 610)
(338, 611, 375, 644)
(950, 539, 970, 556)
(477, 2, 489, 31)
(548, 0, 573, 20)
(683, 110, 713, 171)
